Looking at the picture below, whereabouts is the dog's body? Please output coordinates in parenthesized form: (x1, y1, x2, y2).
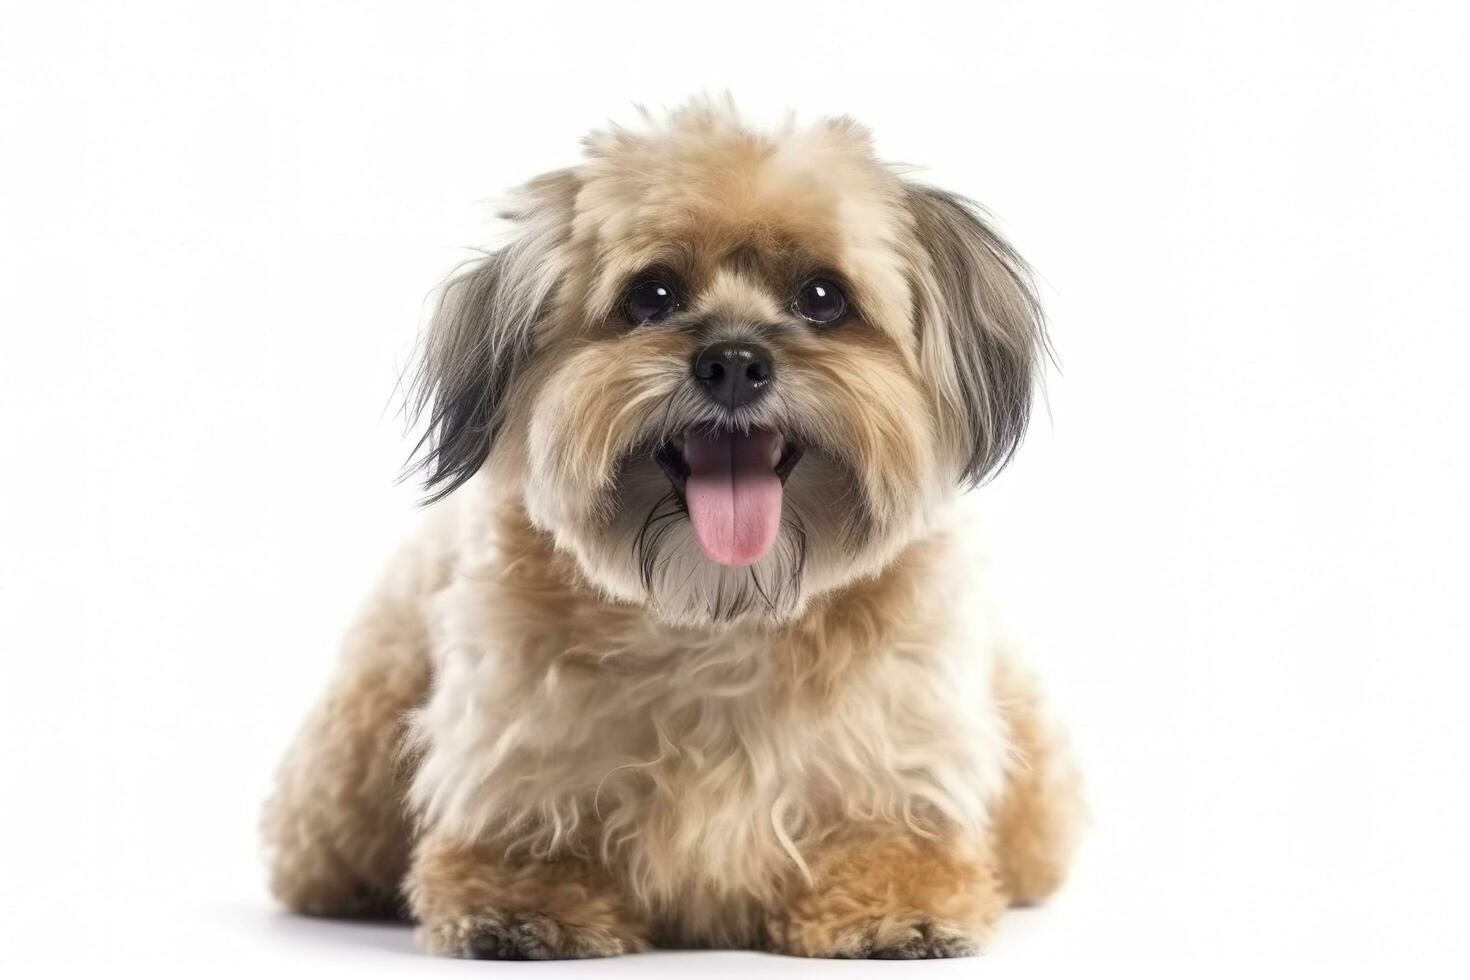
(264, 101, 1082, 958)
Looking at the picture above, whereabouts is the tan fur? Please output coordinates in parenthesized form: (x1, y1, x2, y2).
(771, 828, 1006, 958)
(264, 99, 1081, 958)
(262, 516, 454, 916)
(408, 833, 650, 958)
(991, 655, 1086, 906)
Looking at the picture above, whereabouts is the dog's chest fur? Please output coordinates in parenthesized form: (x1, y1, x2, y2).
(407, 506, 1009, 928)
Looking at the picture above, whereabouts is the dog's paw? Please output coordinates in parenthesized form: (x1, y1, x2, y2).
(773, 913, 983, 959)
(420, 910, 645, 960)
(860, 921, 980, 959)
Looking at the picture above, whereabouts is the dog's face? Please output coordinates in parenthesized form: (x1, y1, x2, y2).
(411, 103, 1046, 626)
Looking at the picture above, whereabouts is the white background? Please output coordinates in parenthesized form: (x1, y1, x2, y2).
(2, 1, 1467, 977)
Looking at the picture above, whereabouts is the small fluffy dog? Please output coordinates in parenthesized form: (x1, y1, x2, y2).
(264, 100, 1082, 959)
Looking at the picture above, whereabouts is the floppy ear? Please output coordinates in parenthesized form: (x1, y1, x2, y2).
(407, 172, 577, 502)
(905, 185, 1049, 487)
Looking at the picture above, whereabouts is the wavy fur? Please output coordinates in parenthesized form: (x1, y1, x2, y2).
(264, 99, 1082, 959)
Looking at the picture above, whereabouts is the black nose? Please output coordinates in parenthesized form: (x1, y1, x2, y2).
(692, 343, 775, 409)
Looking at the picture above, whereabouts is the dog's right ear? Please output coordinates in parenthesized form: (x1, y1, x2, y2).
(406, 171, 578, 502)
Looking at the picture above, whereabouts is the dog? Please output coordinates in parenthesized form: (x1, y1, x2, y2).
(263, 98, 1082, 959)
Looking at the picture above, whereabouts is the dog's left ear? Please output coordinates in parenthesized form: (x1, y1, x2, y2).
(905, 185, 1049, 487)
(406, 171, 578, 502)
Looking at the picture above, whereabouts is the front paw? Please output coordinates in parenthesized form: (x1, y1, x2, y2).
(408, 836, 649, 960)
(421, 909, 644, 960)
(774, 912, 981, 959)
(860, 919, 980, 959)
(769, 830, 1003, 959)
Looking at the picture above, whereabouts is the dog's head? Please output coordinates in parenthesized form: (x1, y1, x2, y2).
(410, 101, 1047, 626)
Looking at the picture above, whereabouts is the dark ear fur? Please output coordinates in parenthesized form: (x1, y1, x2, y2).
(406, 173, 575, 502)
(906, 185, 1050, 487)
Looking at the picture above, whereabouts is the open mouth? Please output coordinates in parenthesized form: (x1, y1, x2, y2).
(654, 425, 804, 568)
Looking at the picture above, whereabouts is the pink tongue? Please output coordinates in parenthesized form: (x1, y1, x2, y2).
(682, 429, 783, 566)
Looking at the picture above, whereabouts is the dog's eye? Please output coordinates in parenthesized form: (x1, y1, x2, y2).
(624, 278, 678, 325)
(794, 279, 847, 325)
